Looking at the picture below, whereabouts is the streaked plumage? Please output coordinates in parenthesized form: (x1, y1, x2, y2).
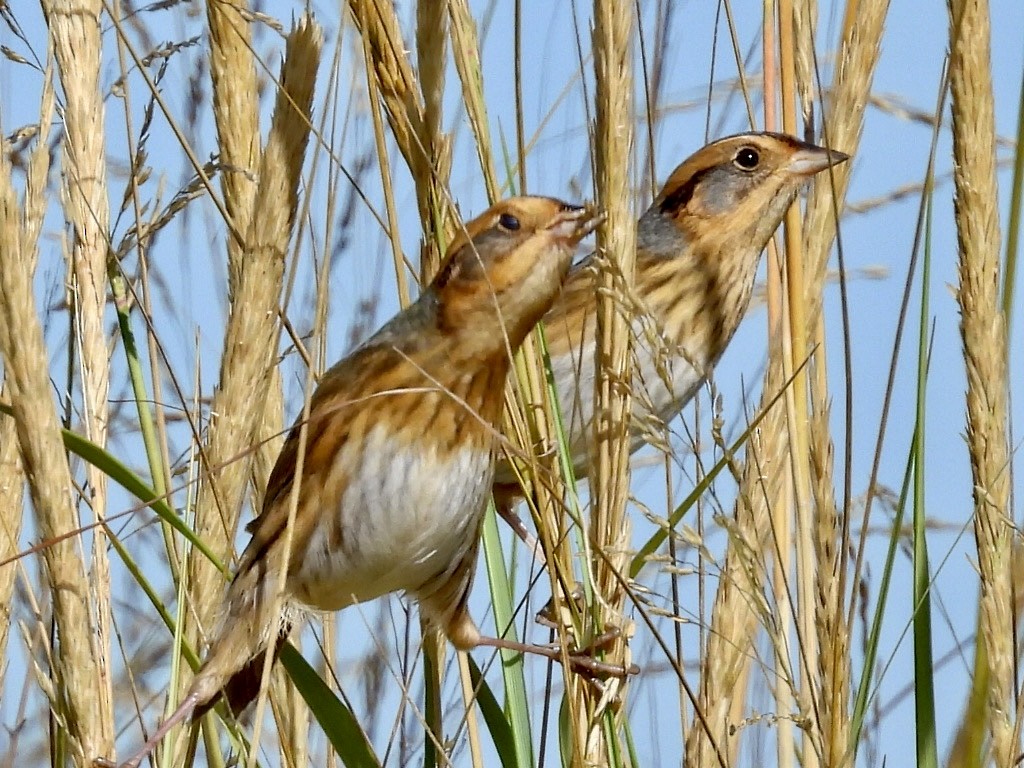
(110, 196, 600, 768)
(496, 133, 848, 489)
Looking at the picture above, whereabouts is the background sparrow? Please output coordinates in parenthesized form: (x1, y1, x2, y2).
(495, 133, 848, 500)
(111, 196, 600, 768)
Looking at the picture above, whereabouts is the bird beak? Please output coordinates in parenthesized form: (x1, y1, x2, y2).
(546, 204, 606, 242)
(787, 145, 850, 176)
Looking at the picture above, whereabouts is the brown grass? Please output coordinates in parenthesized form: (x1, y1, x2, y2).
(448, 0, 500, 200)
(348, 0, 456, 280)
(178, 12, 322, 766)
(579, 1, 638, 763)
(0, 55, 54, 708)
(0, 82, 112, 768)
(947, 1, 1013, 764)
(46, 0, 118, 752)
(0, 1, 118, 761)
(184, 2, 265, 698)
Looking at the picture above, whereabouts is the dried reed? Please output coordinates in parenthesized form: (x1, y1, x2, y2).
(947, 1, 1014, 764)
(183, 13, 322, 765)
(580, 0, 637, 763)
(0, 48, 54, 721)
(348, 0, 455, 278)
(0, 81, 112, 768)
(46, 0, 118, 752)
(185, 0, 264, 664)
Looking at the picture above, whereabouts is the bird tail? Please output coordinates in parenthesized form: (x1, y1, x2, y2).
(188, 557, 295, 719)
(193, 621, 292, 720)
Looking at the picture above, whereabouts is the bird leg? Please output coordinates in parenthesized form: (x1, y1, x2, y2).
(493, 488, 547, 569)
(474, 633, 639, 677)
(443, 594, 638, 678)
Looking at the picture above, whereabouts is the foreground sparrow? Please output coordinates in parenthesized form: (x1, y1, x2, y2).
(109, 197, 604, 768)
(495, 133, 848, 501)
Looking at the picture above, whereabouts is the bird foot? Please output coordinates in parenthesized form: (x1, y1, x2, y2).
(475, 633, 638, 677)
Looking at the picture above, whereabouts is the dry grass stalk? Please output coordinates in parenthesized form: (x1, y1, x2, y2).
(363, 48, 414, 315)
(946, 0, 1014, 763)
(948, 543, 1024, 766)
(43, 0, 117, 749)
(801, 0, 890, 311)
(809, 380, 849, 765)
(780, 15, 832, 768)
(0, 397, 21, 700)
(184, 0, 264, 692)
(446, 2, 584, 708)
(776, 9, 825, 765)
(797, 4, 892, 764)
(448, 0, 568, 583)
(185, 11, 323, 735)
(447, 0, 500, 200)
(252, 392, 287, 550)
(792, 1, 818, 129)
(759, 14, 801, 768)
(244, 8, 323, 575)
(354, 6, 413, 320)
(0, 109, 112, 763)
(416, 3, 446, 168)
(685, 390, 790, 767)
(342, 6, 587, 748)
(0, 51, 54, 707)
(347, 0, 421, 166)
(207, 0, 260, 296)
(413, 1, 453, 281)
(693, 9, 873, 760)
(348, 0, 455, 278)
(580, 0, 636, 762)
(353, 0, 457, 741)
(803, 251, 848, 767)
(205, 0, 285, 521)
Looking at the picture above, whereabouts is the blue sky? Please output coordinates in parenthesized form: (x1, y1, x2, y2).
(3, 1, 1024, 765)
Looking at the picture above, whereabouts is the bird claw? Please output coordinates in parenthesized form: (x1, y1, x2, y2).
(565, 626, 639, 677)
(533, 586, 638, 677)
(562, 647, 640, 678)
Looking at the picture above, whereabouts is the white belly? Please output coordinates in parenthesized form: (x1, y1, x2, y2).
(291, 427, 492, 611)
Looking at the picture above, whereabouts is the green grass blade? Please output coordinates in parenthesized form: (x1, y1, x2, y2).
(0, 403, 225, 573)
(480, 503, 533, 768)
(911, 176, 938, 768)
(628, 358, 807, 579)
(279, 642, 381, 768)
(1001, 62, 1024, 327)
(466, 656, 518, 768)
(849, 427, 913, 748)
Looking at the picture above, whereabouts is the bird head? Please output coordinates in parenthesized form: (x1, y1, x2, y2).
(639, 132, 848, 259)
(434, 196, 602, 351)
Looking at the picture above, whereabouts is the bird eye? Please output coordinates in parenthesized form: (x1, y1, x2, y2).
(734, 147, 760, 170)
(498, 213, 521, 231)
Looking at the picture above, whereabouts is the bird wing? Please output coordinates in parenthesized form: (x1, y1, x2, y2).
(236, 348, 375, 575)
(237, 296, 439, 576)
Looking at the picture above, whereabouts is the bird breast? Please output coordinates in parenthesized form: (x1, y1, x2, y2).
(290, 425, 493, 612)
(546, 316, 709, 477)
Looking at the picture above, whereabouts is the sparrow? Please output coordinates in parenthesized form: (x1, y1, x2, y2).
(108, 196, 603, 768)
(495, 133, 848, 500)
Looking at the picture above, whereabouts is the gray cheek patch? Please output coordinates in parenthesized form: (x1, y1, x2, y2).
(694, 167, 749, 216)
